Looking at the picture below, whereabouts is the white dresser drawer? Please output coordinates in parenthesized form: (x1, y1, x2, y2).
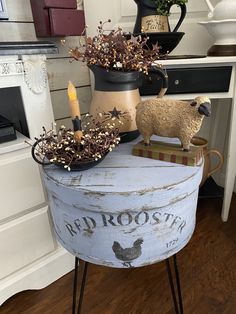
(0, 149, 45, 221)
(0, 206, 55, 279)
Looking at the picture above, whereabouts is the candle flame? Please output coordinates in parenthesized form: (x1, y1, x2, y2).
(68, 81, 77, 102)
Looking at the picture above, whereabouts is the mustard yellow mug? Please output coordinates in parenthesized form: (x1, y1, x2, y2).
(191, 136, 224, 187)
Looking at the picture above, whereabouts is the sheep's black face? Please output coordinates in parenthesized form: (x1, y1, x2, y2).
(198, 102, 211, 117)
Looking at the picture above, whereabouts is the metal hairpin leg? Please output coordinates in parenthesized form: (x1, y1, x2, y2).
(77, 262, 89, 314)
(72, 257, 79, 314)
(72, 257, 89, 314)
(165, 254, 184, 314)
(72, 255, 183, 314)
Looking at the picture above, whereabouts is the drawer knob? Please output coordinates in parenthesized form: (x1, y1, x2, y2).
(175, 79, 180, 85)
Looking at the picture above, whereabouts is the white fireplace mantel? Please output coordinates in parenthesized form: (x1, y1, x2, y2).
(0, 55, 74, 305)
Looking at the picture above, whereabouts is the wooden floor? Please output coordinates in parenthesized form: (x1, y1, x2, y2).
(1, 195, 236, 314)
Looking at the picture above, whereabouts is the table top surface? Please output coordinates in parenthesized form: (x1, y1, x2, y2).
(155, 56, 236, 67)
(43, 136, 203, 194)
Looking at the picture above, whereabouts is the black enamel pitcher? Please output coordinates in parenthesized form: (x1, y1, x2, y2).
(133, 0, 187, 34)
(89, 64, 168, 143)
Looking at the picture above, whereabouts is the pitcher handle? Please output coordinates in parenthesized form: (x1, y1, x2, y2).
(149, 65, 168, 98)
(169, 4, 187, 32)
(206, 149, 224, 178)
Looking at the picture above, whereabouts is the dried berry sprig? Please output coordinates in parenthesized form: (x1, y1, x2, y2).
(69, 20, 161, 75)
(28, 114, 120, 171)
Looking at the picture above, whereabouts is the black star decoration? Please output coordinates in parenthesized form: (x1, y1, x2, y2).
(109, 107, 122, 119)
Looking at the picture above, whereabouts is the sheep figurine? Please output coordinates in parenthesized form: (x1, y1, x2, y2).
(136, 96, 211, 151)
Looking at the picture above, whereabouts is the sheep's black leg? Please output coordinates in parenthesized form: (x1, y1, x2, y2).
(165, 255, 183, 314)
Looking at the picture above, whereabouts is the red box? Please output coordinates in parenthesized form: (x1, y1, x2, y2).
(30, 0, 85, 37)
(43, 0, 77, 9)
(50, 9, 85, 36)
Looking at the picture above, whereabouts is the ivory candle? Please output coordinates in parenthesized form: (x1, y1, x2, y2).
(67, 81, 83, 142)
(68, 81, 81, 119)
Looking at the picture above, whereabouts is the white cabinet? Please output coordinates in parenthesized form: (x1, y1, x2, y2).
(0, 206, 55, 279)
(0, 56, 74, 305)
(0, 149, 45, 221)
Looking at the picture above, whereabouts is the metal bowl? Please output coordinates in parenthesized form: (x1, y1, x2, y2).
(31, 137, 108, 171)
(54, 154, 107, 171)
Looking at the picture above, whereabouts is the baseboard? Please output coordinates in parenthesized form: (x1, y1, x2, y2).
(199, 176, 224, 199)
(213, 172, 236, 193)
(0, 247, 75, 306)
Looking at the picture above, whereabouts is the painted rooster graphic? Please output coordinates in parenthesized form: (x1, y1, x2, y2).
(112, 238, 144, 267)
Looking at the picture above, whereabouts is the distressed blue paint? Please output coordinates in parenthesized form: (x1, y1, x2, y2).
(42, 136, 203, 268)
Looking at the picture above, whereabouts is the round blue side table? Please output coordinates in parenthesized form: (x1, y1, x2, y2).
(42, 138, 203, 313)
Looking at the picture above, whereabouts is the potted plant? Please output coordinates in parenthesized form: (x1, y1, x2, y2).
(70, 20, 168, 143)
(133, 0, 187, 34)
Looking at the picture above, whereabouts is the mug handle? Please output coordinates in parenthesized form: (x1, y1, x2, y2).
(149, 66, 169, 98)
(206, 149, 224, 178)
(169, 4, 187, 32)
